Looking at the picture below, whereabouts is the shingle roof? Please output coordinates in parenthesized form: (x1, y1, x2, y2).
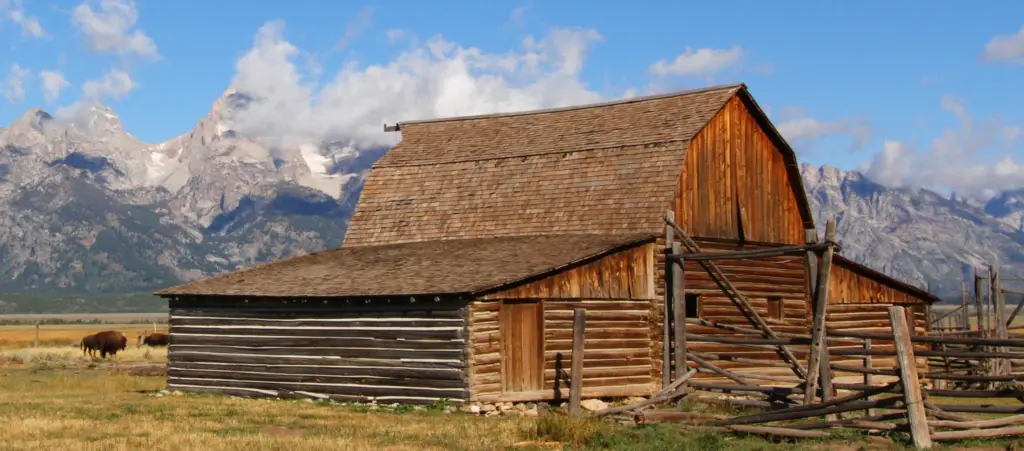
(342, 84, 744, 247)
(154, 233, 655, 298)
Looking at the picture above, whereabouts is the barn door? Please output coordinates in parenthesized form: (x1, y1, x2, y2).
(500, 300, 545, 393)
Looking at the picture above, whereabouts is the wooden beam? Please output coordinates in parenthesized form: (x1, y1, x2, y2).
(961, 282, 970, 331)
(672, 243, 686, 382)
(974, 269, 985, 333)
(993, 264, 1008, 375)
(568, 308, 586, 416)
(889, 305, 932, 449)
(665, 218, 806, 378)
(663, 214, 674, 389)
(805, 219, 837, 405)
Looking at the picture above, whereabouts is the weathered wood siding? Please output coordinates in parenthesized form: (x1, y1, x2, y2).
(468, 299, 656, 402)
(480, 244, 657, 300)
(829, 258, 932, 305)
(166, 297, 470, 404)
(670, 240, 812, 382)
(675, 95, 808, 245)
(825, 303, 930, 380)
(469, 244, 660, 401)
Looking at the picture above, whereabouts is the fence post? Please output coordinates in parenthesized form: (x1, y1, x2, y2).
(568, 308, 586, 416)
(863, 338, 874, 417)
(672, 244, 686, 382)
(889, 306, 933, 449)
(34, 321, 39, 348)
(663, 212, 674, 389)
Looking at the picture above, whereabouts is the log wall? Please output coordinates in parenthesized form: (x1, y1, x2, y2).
(675, 95, 810, 246)
(468, 299, 657, 402)
(825, 303, 930, 381)
(166, 297, 470, 404)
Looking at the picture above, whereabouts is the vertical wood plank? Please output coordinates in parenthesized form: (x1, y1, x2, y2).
(961, 282, 970, 332)
(672, 244, 686, 381)
(889, 305, 932, 449)
(805, 219, 837, 405)
(568, 308, 586, 416)
(992, 264, 1007, 375)
(974, 269, 984, 333)
(663, 219, 674, 389)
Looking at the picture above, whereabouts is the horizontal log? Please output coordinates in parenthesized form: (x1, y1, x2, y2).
(171, 326, 464, 340)
(932, 426, 1024, 440)
(931, 405, 1024, 414)
(713, 397, 904, 426)
(168, 383, 456, 404)
(171, 304, 466, 317)
(725, 425, 831, 439)
(474, 384, 653, 403)
(170, 317, 465, 328)
(545, 311, 648, 321)
(169, 345, 461, 360)
(543, 358, 652, 370)
(690, 382, 802, 396)
(172, 335, 463, 350)
(544, 365, 653, 380)
(548, 330, 648, 340)
(829, 329, 1024, 347)
(168, 351, 464, 368)
(546, 339, 649, 351)
(167, 376, 468, 399)
(929, 415, 1024, 430)
(168, 367, 467, 388)
(542, 302, 651, 311)
(543, 349, 650, 361)
(170, 361, 464, 381)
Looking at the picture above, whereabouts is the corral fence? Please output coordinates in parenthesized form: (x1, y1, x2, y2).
(559, 212, 1024, 449)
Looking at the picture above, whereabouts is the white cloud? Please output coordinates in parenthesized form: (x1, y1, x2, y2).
(39, 70, 70, 103)
(649, 46, 743, 77)
(1, 63, 30, 102)
(334, 6, 374, 51)
(865, 96, 1024, 195)
(71, 0, 159, 60)
(82, 69, 134, 100)
(2, 0, 45, 37)
(982, 26, 1024, 64)
(226, 20, 605, 150)
(385, 29, 407, 44)
(865, 140, 914, 187)
(776, 111, 872, 154)
(509, 4, 529, 27)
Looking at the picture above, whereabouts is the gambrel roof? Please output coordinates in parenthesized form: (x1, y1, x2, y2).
(343, 83, 815, 247)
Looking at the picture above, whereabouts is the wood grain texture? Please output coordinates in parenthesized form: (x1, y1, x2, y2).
(675, 96, 810, 245)
(482, 244, 657, 300)
(468, 299, 656, 401)
(166, 303, 470, 402)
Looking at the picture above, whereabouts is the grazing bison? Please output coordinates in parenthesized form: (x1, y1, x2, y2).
(137, 332, 169, 348)
(92, 330, 128, 359)
(80, 333, 99, 358)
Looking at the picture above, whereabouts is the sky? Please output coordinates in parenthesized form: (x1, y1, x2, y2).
(1, 0, 1023, 197)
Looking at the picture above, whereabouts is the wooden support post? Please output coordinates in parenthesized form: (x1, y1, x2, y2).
(805, 219, 837, 405)
(889, 306, 932, 449)
(34, 322, 39, 348)
(961, 282, 970, 332)
(975, 269, 985, 333)
(993, 264, 1008, 375)
(672, 243, 686, 382)
(863, 339, 875, 417)
(569, 308, 586, 416)
(663, 215, 674, 389)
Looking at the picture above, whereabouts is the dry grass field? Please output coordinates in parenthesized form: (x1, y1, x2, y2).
(0, 322, 167, 350)
(0, 325, 1018, 450)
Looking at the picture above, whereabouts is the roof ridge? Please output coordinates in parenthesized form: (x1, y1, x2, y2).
(394, 83, 746, 127)
(373, 138, 690, 168)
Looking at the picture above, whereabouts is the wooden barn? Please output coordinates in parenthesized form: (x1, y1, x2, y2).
(155, 83, 941, 404)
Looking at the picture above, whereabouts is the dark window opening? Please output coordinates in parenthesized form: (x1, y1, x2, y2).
(767, 297, 784, 320)
(685, 294, 701, 318)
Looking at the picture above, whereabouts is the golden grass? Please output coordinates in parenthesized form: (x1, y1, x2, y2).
(0, 349, 536, 451)
(0, 324, 168, 350)
(0, 313, 167, 322)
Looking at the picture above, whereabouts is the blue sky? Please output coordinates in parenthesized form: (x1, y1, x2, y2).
(1, 0, 1023, 196)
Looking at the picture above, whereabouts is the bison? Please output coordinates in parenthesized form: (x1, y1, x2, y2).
(91, 330, 128, 359)
(137, 332, 169, 348)
(80, 333, 99, 358)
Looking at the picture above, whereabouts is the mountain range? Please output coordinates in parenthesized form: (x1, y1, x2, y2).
(0, 91, 1021, 304)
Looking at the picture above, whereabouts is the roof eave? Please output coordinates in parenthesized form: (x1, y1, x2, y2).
(468, 233, 659, 298)
(833, 255, 943, 305)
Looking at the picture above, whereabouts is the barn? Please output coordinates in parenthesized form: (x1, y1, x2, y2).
(155, 83, 941, 404)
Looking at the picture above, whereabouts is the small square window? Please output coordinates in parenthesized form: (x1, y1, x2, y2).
(685, 294, 701, 318)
